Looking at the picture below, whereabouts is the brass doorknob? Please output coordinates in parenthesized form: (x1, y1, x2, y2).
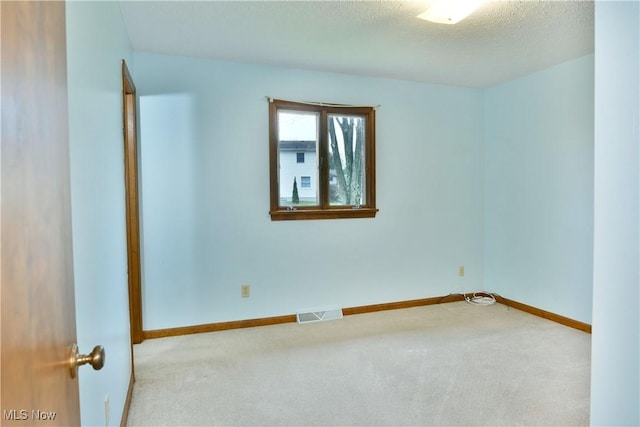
(68, 344, 105, 379)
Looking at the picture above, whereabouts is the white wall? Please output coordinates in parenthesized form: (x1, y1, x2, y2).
(66, 2, 133, 426)
(591, 1, 640, 425)
(484, 55, 595, 323)
(135, 52, 485, 330)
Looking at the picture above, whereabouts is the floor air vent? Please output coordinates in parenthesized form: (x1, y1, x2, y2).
(296, 308, 343, 324)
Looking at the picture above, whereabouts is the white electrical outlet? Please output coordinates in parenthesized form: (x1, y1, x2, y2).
(458, 265, 465, 277)
(241, 284, 250, 298)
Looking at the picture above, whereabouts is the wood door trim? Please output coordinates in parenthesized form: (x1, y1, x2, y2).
(122, 60, 144, 345)
(119, 372, 135, 427)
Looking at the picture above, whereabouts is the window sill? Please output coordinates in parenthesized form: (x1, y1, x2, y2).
(269, 207, 379, 221)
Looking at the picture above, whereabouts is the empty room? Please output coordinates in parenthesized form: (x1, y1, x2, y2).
(2, 1, 637, 426)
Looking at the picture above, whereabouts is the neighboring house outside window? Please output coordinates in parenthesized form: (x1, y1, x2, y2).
(278, 141, 317, 204)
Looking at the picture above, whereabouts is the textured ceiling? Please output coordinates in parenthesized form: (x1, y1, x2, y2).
(118, 0, 594, 88)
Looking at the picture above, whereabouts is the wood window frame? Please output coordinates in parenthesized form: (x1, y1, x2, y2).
(269, 99, 378, 221)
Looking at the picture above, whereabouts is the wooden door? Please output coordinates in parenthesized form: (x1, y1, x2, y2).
(1, 2, 81, 425)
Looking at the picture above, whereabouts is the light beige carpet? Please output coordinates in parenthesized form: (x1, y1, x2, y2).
(127, 302, 590, 426)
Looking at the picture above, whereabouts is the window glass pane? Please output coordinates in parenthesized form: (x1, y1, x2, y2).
(327, 114, 366, 206)
(277, 110, 319, 206)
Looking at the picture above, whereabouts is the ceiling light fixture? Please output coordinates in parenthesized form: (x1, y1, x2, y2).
(416, 0, 485, 25)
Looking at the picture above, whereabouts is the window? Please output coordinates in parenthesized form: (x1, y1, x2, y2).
(269, 99, 377, 220)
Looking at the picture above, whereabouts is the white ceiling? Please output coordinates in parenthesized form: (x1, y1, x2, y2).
(118, 0, 594, 88)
